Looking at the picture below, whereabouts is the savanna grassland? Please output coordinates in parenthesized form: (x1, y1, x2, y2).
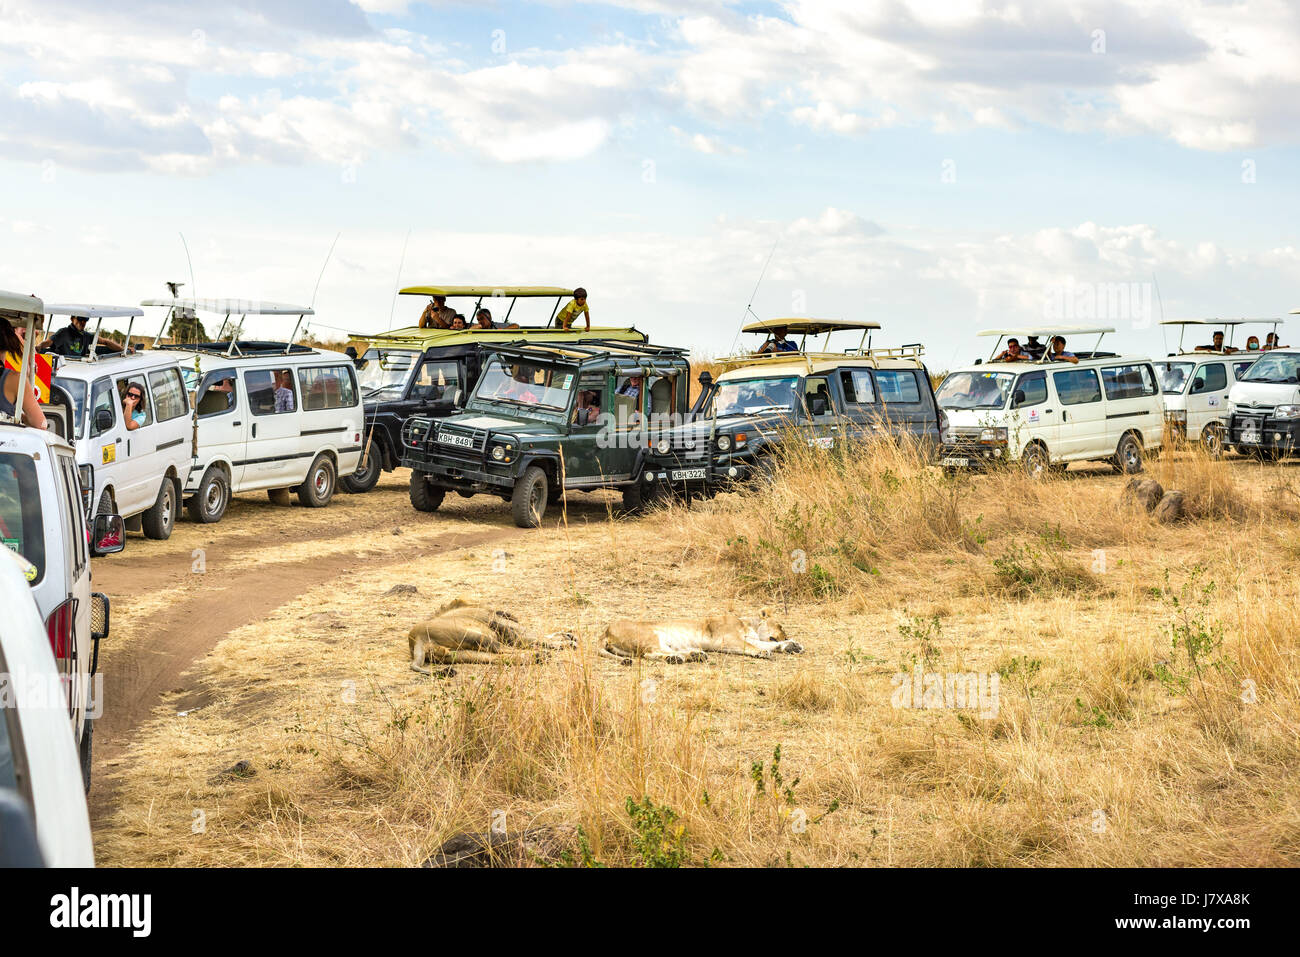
(92, 442, 1300, 867)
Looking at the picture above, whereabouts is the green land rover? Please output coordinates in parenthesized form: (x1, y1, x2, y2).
(400, 341, 692, 527)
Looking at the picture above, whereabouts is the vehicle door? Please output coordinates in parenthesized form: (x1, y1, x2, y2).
(1187, 361, 1229, 439)
(872, 369, 931, 445)
(113, 372, 160, 515)
(1051, 367, 1106, 458)
(52, 451, 92, 733)
(296, 363, 363, 475)
(1009, 369, 1059, 454)
(1100, 363, 1162, 449)
(193, 366, 246, 488)
(146, 364, 192, 488)
(241, 366, 303, 489)
(566, 370, 631, 484)
(802, 375, 840, 449)
(86, 375, 127, 514)
(837, 367, 879, 444)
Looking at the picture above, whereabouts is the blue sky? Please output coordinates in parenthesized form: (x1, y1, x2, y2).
(3, 0, 1300, 368)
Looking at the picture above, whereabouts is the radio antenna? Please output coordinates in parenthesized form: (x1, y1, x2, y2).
(310, 231, 341, 309)
(730, 231, 781, 354)
(387, 228, 412, 331)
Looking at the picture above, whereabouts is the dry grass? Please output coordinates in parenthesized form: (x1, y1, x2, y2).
(93, 449, 1300, 867)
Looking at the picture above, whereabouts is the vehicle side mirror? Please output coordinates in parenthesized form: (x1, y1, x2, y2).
(1192, 378, 1205, 392)
(0, 791, 45, 867)
(974, 359, 983, 366)
(94, 408, 115, 432)
(91, 513, 126, 556)
(452, 388, 463, 406)
(1012, 389, 1026, 407)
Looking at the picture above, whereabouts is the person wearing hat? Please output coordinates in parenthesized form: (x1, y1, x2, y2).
(41, 314, 124, 358)
(1, 314, 47, 428)
(757, 324, 799, 354)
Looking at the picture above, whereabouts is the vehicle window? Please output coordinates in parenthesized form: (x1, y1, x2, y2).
(646, 374, 675, 415)
(53, 376, 87, 439)
(89, 377, 117, 437)
(712, 376, 800, 417)
(875, 370, 922, 404)
(357, 349, 419, 399)
(1157, 361, 1195, 394)
(1101, 364, 1158, 400)
(0, 454, 45, 586)
(245, 368, 298, 416)
(298, 365, 358, 411)
(117, 376, 153, 427)
(1192, 363, 1227, 394)
(471, 358, 577, 413)
(410, 359, 461, 404)
(57, 455, 87, 578)
(1241, 353, 1300, 383)
(1233, 361, 1255, 380)
(840, 369, 876, 404)
(935, 371, 1015, 410)
(573, 373, 608, 427)
(148, 367, 188, 421)
(805, 377, 835, 416)
(1053, 368, 1102, 405)
(1014, 371, 1048, 406)
(196, 368, 238, 417)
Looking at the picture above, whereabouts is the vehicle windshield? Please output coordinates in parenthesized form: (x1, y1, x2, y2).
(935, 371, 1015, 410)
(713, 377, 801, 417)
(0, 454, 45, 586)
(52, 376, 87, 439)
(356, 348, 419, 398)
(1156, 361, 1196, 394)
(1241, 353, 1300, 384)
(471, 357, 577, 412)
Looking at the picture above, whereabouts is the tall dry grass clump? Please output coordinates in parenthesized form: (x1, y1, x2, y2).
(1154, 445, 1300, 522)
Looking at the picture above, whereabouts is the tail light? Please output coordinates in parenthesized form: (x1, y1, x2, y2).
(44, 598, 76, 715)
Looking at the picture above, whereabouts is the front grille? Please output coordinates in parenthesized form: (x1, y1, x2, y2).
(430, 424, 486, 459)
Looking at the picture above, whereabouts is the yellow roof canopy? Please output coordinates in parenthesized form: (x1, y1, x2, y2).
(741, 318, 881, 335)
(399, 285, 573, 298)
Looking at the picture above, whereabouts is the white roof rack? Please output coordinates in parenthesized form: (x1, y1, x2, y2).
(44, 303, 143, 319)
(1160, 318, 1279, 326)
(978, 326, 1115, 337)
(0, 289, 43, 316)
(139, 298, 314, 316)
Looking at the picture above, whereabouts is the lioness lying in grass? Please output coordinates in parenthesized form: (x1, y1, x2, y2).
(408, 598, 576, 673)
(599, 610, 802, 664)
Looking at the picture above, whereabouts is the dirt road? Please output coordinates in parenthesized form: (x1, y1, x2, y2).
(86, 470, 616, 821)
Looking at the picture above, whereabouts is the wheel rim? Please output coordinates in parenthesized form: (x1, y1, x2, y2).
(161, 485, 173, 525)
(1026, 450, 1045, 477)
(1124, 441, 1139, 469)
(1205, 429, 1222, 455)
(204, 481, 223, 516)
(530, 481, 542, 518)
(314, 466, 330, 496)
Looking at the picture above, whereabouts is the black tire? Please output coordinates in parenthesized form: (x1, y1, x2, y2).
(186, 466, 230, 523)
(267, 488, 292, 506)
(511, 465, 549, 528)
(340, 447, 382, 493)
(1113, 433, 1144, 474)
(1020, 443, 1050, 479)
(621, 480, 659, 515)
(79, 718, 93, 794)
(409, 470, 446, 512)
(141, 477, 177, 540)
(297, 455, 337, 508)
(1202, 424, 1225, 460)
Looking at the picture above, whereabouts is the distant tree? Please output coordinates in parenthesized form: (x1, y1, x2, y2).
(167, 309, 208, 343)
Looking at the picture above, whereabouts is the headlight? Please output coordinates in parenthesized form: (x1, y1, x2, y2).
(78, 464, 93, 490)
(656, 439, 670, 455)
(491, 445, 505, 461)
(1165, 410, 1187, 423)
(717, 435, 732, 452)
(980, 427, 1008, 443)
(1275, 405, 1300, 419)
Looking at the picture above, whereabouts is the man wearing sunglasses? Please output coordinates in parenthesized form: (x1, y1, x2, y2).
(122, 384, 147, 430)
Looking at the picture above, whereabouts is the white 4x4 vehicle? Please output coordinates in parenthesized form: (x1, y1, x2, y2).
(48, 304, 192, 543)
(2, 290, 124, 797)
(1227, 349, 1300, 459)
(936, 326, 1165, 476)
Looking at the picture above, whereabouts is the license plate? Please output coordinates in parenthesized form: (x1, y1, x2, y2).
(1240, 422, 1260, 444)
(941, 456, 969, 467)
(670, 468, 706, 481)
(438, 433, 473, 449)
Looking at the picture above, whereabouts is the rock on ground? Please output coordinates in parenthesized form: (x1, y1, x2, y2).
(1155, 490, 1185, 524)
(1122, 477, 1165, 512)
(422, 825, 578, 868)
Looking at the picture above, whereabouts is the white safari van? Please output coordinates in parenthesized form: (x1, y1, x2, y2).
(46, 304, 193, 541)
(148, 300, 364, 522)
(1227, 347, 1300, 459)
(936, 326, 1165, 476)
(1156, 319, 1264, 457)
(3, 290, 123, 797)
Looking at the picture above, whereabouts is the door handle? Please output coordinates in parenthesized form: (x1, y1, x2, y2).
(252, 423, 257, 438)
(232, 420, 241, 426)
(1062, 411, 1068, 422)
(1044, 409, 1053, 414)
